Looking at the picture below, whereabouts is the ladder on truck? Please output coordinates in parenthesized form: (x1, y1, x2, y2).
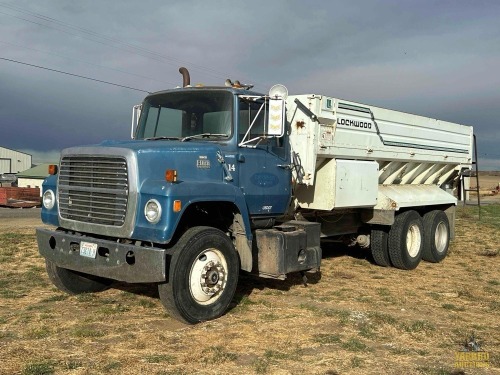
(460, 134, 481, 219)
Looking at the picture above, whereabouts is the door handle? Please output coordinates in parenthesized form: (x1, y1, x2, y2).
(277, 164, 293, 170)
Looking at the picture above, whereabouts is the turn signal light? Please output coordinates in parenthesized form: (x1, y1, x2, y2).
(165, 169, 177, 182)
(173, 200, 182, 212)
(48, 164, 58, 175)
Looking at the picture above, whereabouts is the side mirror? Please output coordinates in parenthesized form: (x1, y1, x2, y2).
(267, 98, 285, 137)
(268, 84, 288, 137)
(131, 104, 142, 139)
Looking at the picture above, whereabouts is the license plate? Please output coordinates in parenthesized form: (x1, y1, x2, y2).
(80, 241, 98, 258)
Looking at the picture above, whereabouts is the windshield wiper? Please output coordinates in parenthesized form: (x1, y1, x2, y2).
(144, 136, 181, 141)
(181, 133, 229, 142)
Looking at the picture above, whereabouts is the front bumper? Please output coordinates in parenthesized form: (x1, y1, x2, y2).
(36, 228, 168, 283)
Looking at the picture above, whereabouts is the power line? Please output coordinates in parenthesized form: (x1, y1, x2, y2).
(0, 39, 177, 87)
(0, 3, 252, 84)
(0, 10, 173, 71)
(0, 56, 151, 94)
(0, 2, 222, 75)
(0, 8, 224, 83)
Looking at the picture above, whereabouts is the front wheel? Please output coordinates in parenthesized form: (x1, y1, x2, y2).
(158, 227, 239, 324)
(45, 259, 112, 294)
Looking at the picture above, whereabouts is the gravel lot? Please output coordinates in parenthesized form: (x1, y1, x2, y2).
(0, 207, 42, 229)
(0, 207, 41, 219)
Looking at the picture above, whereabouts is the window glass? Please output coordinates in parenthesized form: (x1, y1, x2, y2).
(136, 91, 233, 140)
(238, 98, 287, 158)
(238, 99, 267, 144)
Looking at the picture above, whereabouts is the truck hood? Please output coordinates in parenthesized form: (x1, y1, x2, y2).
(60, 139, 226, 184)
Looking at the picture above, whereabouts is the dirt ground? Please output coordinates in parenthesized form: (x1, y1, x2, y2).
(470, 172, 500, 190)
(0, 206, 498, 375)
(469, 172, 500, 204)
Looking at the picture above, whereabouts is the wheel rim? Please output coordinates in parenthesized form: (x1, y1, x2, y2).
(434, 222, 448, 253)
(406, 224, 422, 258)
(189, 248, 228, 305)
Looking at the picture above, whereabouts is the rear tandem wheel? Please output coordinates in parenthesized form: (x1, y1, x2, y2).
(388, 210, 424, 270)
(422, 210, 450, 263)
(371, 226, 391, 267)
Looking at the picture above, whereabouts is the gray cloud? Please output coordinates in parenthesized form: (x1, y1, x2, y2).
(1, 0, 499, 169)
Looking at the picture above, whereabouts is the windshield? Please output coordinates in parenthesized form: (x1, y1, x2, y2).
(136, 90, 233, 140)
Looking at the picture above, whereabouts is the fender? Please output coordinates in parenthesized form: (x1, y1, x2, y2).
(40, 174, 59, 227)
(136, 179, 253, 270)
(133, 180, 252, 244)
(167, 181, 252, 239)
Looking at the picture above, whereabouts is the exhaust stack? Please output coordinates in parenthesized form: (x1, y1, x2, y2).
(179, 67, 190, 87)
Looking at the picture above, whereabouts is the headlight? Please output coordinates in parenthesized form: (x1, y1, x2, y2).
(144, 199, 162, 223)
(42, 190, 55, 210)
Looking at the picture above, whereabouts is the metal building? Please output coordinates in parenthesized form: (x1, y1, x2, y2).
(0, 146, 32, 174)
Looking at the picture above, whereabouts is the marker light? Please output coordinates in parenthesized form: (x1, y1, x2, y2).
(48, 164, 58, 175)
(144, 199, 162, 223)
(173, 200, 182, 213)
(165, 169, 177, 182)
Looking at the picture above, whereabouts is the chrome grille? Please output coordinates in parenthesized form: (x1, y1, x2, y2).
(58, 156, 128, 226)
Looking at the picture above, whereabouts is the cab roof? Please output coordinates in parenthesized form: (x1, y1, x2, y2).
(146, 86, 265, 99)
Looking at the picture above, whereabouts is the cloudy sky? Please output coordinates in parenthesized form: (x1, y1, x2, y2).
(1, 0, 499, 169)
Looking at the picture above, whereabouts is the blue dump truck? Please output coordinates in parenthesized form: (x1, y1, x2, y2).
(37, 68, 474, 323)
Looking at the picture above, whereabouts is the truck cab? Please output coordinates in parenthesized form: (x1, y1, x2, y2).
(134, 87, 292, 217)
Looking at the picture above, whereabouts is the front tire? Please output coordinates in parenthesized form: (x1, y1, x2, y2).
(158, 227, 239, 324)
(45, 259, 112, 294)
(388, 210, 423, 270)
(422, 210, 450, 263)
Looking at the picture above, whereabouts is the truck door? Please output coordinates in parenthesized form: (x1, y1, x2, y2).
(236, 98, 291, 216)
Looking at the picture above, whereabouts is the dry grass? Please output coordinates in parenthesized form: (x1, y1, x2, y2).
(0, 206, 498, 374)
